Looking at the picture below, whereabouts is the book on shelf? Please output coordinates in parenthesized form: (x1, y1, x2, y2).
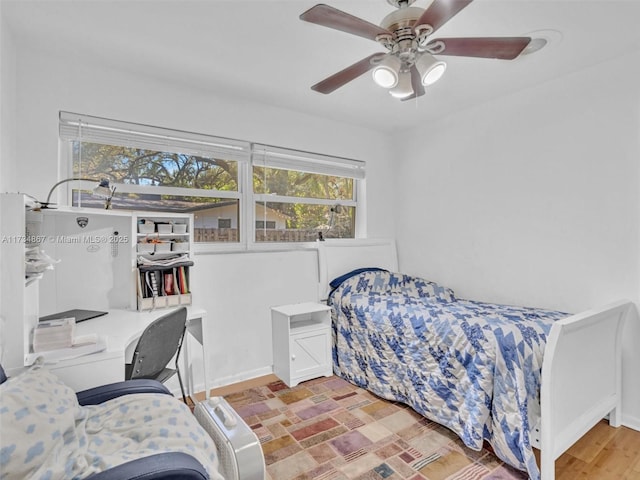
(135, 235, 192, 310)
(137, 266, 190, 299)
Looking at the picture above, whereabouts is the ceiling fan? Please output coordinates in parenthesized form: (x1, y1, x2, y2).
(300, 0, 532, 100)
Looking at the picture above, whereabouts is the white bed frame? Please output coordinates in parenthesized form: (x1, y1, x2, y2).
(317, 239, 631, 480)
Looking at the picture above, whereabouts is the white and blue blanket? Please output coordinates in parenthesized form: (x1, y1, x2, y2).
(329, 270, 567, 480)
(0, 365, 223, 480)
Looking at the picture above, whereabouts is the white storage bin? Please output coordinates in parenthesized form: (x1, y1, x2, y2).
(137, 243, 155, 253)
(154, 242, 172, 253)
(173, 223, 187, 234)
(157, 224, 172, 234)
(171, 242, 189, 252)
(138, 222, 155, 234)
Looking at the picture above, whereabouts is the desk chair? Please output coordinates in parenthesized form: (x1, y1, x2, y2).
(125, 306, 188, 403)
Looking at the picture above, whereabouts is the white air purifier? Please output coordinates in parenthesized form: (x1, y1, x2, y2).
(194, 397, 266, 480)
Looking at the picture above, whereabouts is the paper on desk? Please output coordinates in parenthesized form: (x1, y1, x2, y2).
(25, 335, 106, 365)
(73, 334, 99, 346)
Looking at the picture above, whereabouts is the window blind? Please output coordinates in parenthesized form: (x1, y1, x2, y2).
(252, 144, 365, 180)
(59, 111, 250, 162)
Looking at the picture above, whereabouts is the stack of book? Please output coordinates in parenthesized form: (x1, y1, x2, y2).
(33, 317, 75, 352)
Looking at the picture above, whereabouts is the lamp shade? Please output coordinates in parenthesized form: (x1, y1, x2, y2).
(92, 179, 114, 198)
(389, 71, 413, 99)
(415, 53, 447, 86)
(372, 55, 401, 89)
(44, 177, 115, 209)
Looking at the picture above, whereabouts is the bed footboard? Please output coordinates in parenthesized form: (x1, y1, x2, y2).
(535, 299, 631, 480)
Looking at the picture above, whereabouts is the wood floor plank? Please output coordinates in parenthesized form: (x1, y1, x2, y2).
(608, 426, 640, 455)
(565, 420, 618, 463)
(591, 447, 634, 477)
(555, 453, 591, 479)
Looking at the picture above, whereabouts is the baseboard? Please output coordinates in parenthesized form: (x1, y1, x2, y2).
(623, 413, 640, 432)
(175, 366, 275, 398)
(208, 366, 275, 390)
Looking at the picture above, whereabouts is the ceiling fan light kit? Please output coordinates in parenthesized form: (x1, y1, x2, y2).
(372, 54, 402, 88)
(415, 52, 447, 86)
(389, 71, 414, 98)
(300, 0, 535, 101)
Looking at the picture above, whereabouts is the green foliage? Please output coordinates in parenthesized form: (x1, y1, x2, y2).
(73, 142, 238, 191)
(254, 166, 353, 230)
(75, 142, 355, 237)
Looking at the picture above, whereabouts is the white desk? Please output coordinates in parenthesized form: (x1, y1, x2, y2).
(41, 307, 208, 397)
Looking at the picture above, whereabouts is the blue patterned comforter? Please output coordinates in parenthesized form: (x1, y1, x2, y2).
(329, 270, 567, 480)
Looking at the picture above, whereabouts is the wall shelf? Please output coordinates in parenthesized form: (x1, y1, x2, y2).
(134, 212, 194, 311)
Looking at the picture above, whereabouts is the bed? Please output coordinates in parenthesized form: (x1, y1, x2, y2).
(317, 239, 631, 480)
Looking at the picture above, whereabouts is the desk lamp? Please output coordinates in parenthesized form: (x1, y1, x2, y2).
(45, 178, 116, 209)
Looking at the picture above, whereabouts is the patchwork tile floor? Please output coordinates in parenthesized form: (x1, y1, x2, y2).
(224, 375, 528, 480)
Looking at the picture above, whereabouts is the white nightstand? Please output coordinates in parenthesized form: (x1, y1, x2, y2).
(271, 302, 333, 387)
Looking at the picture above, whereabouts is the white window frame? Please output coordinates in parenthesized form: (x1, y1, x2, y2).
(58, 112, 366, 253)
(59, 111, 250, 252)
(249, 144, 365, 250)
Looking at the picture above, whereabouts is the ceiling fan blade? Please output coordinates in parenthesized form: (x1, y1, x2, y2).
(401, 65, 425, 101)
(413, 0, 473, 35)
(427, 37, 531, 59)
(300, 4, 391, 42)
(311, 53, 384, 94)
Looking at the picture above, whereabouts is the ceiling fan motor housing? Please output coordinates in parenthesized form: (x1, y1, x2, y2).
(386, 0, 418, 8)
(379, 7, 425, 67)
(380, 6, 424, 34)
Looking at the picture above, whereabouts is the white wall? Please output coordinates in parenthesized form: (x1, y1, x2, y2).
(394, 51, 640, 429)
(191, 250, 320, 385)
(0, 4, 16, 192)
(8, 44, 396, 385)
(0, 4, 18, 363)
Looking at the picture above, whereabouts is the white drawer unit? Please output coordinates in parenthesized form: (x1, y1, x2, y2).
(271, 302, 332, 387)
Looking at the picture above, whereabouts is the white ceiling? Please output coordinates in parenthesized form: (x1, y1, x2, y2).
(4, 0, 640, 133)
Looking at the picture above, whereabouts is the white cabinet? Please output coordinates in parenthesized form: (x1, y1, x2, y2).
(271, 302, 332, 387)
(0, 196, 200, 378)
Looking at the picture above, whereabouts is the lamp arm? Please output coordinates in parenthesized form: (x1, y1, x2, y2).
(46, 177, 100, 204)
(103, 185, 116, 210)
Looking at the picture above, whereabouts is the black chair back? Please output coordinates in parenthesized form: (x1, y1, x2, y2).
(127, 307, 187, 384)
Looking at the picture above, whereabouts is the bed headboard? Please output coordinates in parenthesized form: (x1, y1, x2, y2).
(317, 238, 398, 300)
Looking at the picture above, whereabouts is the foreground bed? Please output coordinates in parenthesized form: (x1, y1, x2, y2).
(318, 240, 631, 480)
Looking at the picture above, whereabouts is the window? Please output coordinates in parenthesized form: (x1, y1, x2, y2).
(256, 220, 276, 230)
(252, 145, 364, 243)
(59, 112, 248, 244)
(59, 112, 365, 247)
